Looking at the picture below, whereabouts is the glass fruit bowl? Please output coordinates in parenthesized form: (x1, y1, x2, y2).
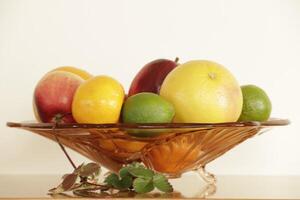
(7, 118, 289, 184)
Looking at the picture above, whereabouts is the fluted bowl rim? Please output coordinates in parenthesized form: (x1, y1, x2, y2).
(7, 118, 289, 130)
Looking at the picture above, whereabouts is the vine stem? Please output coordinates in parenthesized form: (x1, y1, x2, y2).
(53, 115, 77, 170)
(54, 134, 77, 169)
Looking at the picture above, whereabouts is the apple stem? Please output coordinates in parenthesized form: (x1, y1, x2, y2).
(174, 57, 179, 64)
(53, 113, 72, 123)
(53, 118, 77, 170)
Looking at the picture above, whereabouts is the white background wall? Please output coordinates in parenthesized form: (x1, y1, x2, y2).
(0, 0, 299, 175)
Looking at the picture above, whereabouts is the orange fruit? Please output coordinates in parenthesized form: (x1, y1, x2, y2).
(72, 75, 124, 123)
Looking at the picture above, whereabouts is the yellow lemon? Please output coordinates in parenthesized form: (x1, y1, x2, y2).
(72, 75, 125, 123)
(53, 66, 92, 80)
(160, 60, 243, 123)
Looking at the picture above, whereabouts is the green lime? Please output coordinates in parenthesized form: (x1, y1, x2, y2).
(238, 85, 272, 122)
(122, 92, 175, 137)
(122, 92, 175, 124)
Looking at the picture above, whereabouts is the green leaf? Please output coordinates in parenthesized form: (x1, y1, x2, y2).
(61, 173, 78, 191)
(119, 167, 131, 178)
(104, 173, 119, 186)
(128, 167, 154, 178)
(133, 177, 154, 194)
(104, 173, 133, 190)
(50, 161, 174, 196)
(153, 174, 173, 193)
(114, 176, 133, 190)
(79, 163, 101, 177)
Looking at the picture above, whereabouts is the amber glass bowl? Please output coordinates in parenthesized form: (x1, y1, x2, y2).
(7, 118, 289, 183)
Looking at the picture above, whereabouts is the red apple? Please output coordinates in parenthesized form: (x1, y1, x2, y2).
(33, 71, 84, 123)
(128, 58, 178, 96)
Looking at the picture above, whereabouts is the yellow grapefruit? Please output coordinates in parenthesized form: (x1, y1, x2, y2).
(160, 60, 243, 123)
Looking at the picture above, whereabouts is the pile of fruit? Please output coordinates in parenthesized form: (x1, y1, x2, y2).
(33, 58, 272, 136)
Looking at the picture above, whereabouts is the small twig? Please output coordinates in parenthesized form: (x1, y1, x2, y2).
(55, 135, 76, 169)
(86, 181, 110, 190)
(70, 183, 84, 190)
(53, 121, 76, 170)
